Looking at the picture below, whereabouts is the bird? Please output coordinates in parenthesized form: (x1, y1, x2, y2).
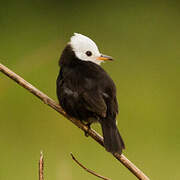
(56, 33, 125, 154)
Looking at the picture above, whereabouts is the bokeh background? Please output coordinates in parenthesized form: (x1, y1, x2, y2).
(0, 0, 180, 179)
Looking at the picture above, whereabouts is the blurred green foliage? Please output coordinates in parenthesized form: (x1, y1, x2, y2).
(0, 0, 180, 179)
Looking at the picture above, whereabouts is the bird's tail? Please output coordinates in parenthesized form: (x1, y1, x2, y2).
(101, 120, 125, 154)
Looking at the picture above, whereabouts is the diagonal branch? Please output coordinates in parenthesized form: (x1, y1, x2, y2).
(70, 153, 111, 180)
(0, 63, 150, 180)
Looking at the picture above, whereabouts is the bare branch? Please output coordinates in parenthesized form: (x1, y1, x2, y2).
(0, 63, 150, 180)
(71, 153, 111, 180)
(39, 151, 44, 180)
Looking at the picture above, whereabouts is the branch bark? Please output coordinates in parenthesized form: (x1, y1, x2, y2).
(0, 63, 150, 180)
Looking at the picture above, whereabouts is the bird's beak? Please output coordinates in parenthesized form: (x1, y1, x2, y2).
(97, 54, 113, 61)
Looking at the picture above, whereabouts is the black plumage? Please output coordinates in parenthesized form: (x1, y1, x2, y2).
(57, 42, 125, 154)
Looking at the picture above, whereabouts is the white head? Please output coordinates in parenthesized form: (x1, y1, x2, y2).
(69, 33, 113, 65)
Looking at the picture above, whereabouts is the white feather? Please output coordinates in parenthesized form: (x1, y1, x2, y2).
(70, 33, 102, 65)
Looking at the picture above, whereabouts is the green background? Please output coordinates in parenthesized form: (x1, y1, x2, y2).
(0, 0, 180, 179)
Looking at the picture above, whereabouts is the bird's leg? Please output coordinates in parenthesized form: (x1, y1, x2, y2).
(84, 122, 91, 137)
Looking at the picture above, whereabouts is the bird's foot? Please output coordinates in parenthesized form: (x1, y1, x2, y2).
(84, 122, 91, 137)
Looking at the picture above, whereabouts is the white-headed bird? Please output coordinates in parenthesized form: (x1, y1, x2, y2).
(57, 33, 125, 154)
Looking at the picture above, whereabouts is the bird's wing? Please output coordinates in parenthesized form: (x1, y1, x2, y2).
(81, 90, 107, 118)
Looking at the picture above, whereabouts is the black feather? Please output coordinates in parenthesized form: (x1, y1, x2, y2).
(101, 119, 125, 154)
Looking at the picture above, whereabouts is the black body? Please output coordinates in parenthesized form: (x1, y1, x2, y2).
(56, 45, 125, 154)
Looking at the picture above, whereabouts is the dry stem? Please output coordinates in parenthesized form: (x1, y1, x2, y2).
(70, 153, 111, 180)
(39, 151, 44, 180)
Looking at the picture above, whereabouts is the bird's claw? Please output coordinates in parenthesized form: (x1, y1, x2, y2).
(84, 123, 91, 137)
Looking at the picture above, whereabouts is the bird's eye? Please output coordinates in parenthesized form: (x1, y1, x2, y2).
(86, 51, 92, 56)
